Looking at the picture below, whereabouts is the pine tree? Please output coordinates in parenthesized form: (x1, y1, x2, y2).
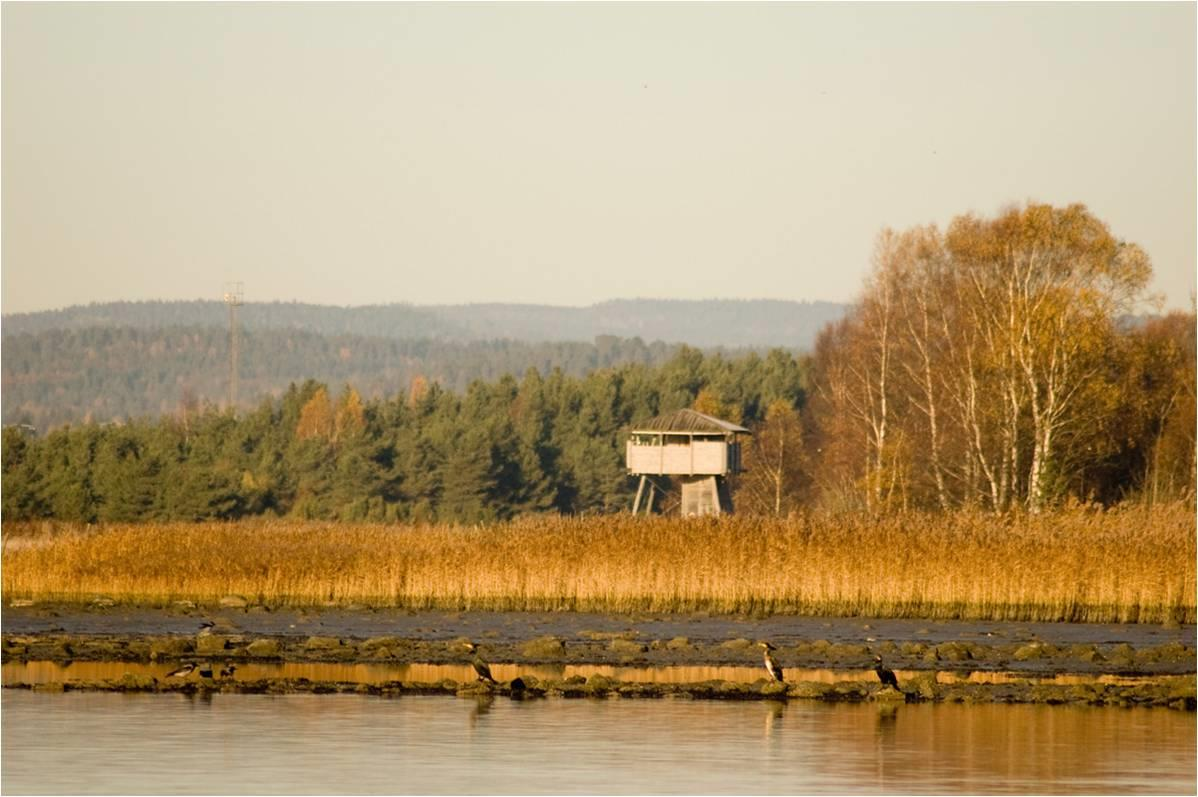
(509, 369, 559, 513)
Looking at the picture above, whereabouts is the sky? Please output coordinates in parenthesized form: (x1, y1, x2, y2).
(2, 2, 1195, 315)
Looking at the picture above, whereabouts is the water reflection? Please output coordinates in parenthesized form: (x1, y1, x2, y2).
(762, 700, 784, 741)
(1, 660, 1167, 688)
(4, 692, 1190, 795)
(181, 689, 214, 707)
(468, 694, 494, 733)
(875, 703, 899, 736)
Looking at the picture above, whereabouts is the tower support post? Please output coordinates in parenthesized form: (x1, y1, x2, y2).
(632, 475, 647, 514)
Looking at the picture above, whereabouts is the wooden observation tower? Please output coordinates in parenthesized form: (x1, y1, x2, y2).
(625, 409, 750, 516)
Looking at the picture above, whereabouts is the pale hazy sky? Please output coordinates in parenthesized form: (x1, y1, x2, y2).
(2, 2, 1195, 315)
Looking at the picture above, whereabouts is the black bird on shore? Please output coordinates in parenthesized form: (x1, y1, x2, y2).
(873, 655, 900, 690)
(219, 662, 237, 680)
(166, 662, 196, 679)
(758, 642, 785, 683)
(463, 641, 497, 685)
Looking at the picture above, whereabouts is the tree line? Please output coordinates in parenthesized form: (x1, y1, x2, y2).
(801, 203, 1195, 511)
(1, 348, 807, 523)
(2, 203, 1191, 521)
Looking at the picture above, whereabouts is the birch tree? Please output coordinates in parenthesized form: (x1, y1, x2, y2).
(736, 399, 805, 516)
(808, 233, 907, 512)
(946, 204, 1150, 511)
(807, 203, 1154, 512)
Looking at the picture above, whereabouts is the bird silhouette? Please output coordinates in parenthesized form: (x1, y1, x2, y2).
(758, 642, 785, 683)
(873, 655, 900, 690)
(463, 641, 497, 685)
(166, 662, 196, 679)
(219, 662, 237, 679)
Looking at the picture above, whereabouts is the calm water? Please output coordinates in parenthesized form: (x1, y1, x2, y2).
(2, 691, 1194, 795)
(1, 660, 1164, 687)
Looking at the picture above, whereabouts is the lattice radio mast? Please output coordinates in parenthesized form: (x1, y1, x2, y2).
(222, 282, 244, 411)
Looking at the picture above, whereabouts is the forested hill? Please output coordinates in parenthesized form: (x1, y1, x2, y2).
(2, 298, 847, 348)
(1, 327, 778, 430)
(2, 298, 843, 430)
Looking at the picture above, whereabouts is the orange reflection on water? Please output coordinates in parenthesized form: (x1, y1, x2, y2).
(2, 660, 1175, 690)
(2, 690, 1193, 794)
(763, 700, 1196, 793)
(2, 661, 771, 685)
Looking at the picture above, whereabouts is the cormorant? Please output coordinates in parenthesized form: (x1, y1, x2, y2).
(464, 641, 497, 685)
(873, 655, 900, 689)
(166, 662, 196, 678)
(758, 642, 785, 683)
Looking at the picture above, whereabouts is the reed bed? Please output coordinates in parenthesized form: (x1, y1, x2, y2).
(2, 504, 1194, 623)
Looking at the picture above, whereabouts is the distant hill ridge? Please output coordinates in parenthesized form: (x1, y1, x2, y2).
(2, 326, 702, 429)
(2, 298, 847, 348)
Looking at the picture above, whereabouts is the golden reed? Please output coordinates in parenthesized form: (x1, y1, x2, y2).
(2, 504, 1193, 623)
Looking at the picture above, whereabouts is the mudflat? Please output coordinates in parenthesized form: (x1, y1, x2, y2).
(2, 604, 1194, 676)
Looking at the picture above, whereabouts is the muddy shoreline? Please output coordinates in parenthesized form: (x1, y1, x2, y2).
(5, 604, 1193, 649)
(6, 672, 1196, 712)
(5, 605, 1194, 711)
(3, 605, 1195, 677)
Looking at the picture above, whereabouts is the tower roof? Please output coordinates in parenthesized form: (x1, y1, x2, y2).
(630, 408, 750, 435)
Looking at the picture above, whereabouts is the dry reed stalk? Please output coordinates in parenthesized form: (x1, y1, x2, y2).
(1, 505, 1193, 623)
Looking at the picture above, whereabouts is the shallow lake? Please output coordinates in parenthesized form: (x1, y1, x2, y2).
(3, 691, 1194, 795)
(1, 659, 1165, 687)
